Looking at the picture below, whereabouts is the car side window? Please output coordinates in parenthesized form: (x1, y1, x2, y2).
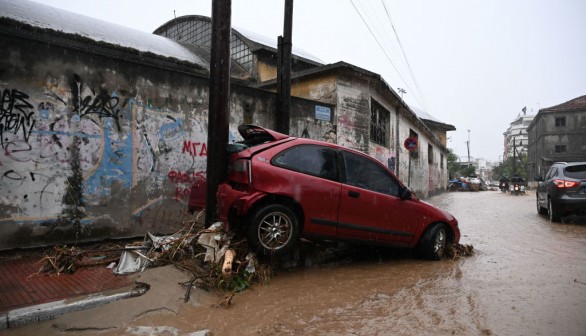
(341, 151, 399, 196)
(272, 145, 338, 181)
(564, 165, 586, 179)
(545, 168, 557, 180)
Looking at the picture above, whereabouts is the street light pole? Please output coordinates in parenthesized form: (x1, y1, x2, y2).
(467, 130, 471, 167)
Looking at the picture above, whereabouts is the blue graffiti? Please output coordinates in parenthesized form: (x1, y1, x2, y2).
(83, 94, 134, 201)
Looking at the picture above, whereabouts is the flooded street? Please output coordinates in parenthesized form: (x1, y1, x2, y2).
(7, 191, 586, 335)
(140, 191, 586, 335)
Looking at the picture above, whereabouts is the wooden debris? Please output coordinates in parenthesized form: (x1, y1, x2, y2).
(222, 249, 236, 278)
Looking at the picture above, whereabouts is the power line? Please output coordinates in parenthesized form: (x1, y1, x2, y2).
(380, 0, 430, 112)
(349, 0, 430, 112)
(349, 0, 418, 106)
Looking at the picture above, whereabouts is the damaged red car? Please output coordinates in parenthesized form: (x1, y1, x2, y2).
(216, 125, 460, 260)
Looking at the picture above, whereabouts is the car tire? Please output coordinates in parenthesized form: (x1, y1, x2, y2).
(418, 223, 448, 261)
(248, 204, 299, 257)
(537, 196, 548, 215)
(548, 198, 562, 222)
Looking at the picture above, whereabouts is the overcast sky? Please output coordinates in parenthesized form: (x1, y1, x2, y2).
(30, 0, 586, 162)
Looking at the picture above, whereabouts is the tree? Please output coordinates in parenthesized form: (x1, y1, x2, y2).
(447, 149, 461, 179)
(493, 153, 528, 181)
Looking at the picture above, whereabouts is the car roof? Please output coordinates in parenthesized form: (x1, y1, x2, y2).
(553, 161, 586, 167)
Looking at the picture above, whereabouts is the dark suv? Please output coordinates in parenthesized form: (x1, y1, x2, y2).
(216, 125, 460, 260)
(535, 162, 586, 222)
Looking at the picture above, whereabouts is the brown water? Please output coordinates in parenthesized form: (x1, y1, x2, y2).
(7, 191, 586, 335)
(138, 191, 586, 335)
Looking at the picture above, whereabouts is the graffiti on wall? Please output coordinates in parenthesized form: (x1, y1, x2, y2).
(0, 74, 211, 246)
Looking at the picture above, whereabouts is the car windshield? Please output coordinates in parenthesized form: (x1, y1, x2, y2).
(564, 165, 586, 179)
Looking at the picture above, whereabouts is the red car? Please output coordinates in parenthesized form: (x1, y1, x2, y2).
(216, 125, 460, 260)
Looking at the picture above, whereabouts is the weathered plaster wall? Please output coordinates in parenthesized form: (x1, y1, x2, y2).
(256, 59, 277, 83)
(0, 34, 283, 250)
(335, 73, 370, 153)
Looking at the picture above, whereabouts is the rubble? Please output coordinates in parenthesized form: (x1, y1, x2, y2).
(34, 210, 474, 308)
(35, 211, 270, 304)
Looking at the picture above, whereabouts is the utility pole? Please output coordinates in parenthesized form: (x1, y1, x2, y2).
(466, 129, 471, 167)
(276, 0, 293, 134)
(205, 0, 231, 227)
(513, 137, 517, 175)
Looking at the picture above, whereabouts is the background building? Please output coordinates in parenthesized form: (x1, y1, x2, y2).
(503, 109, 535, 160)
(527, 95, 586, 180)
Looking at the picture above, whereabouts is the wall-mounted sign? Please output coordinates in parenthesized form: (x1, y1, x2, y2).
(404, 137, 419, 152)
(315, 105, 331, 121)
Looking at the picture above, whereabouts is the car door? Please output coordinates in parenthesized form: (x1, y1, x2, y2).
(270, 144, 341, 237)
(336, 150, 414, 244)
(537, 167, 557, 207)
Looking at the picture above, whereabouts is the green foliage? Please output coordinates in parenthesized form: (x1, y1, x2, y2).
(447, 148, 476, 178)
(460, 166, 476, 177)
(213, 261, 255, 293)
(493, 152, 529, 180)
(447, 149, 461, 179)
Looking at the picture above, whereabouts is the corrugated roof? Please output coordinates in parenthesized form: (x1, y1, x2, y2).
(233, 26, 324, 65)
(541, 95, 586, 112)
(1, 0, 208, 67)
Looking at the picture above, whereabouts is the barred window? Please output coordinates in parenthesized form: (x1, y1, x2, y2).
(428, 144, 433, 164)
(370, 100, 390, 147)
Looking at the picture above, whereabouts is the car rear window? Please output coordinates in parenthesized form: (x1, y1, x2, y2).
(564, 164, 586, 179)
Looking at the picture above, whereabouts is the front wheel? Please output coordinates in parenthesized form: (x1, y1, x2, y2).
(537, 196, 548, 215)
(248, 204, 299, 257)
(418, 223, 448, 261)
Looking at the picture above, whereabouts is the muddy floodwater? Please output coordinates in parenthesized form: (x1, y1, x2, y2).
(139, 191, 586, 335)
(7, 191, 586, 335)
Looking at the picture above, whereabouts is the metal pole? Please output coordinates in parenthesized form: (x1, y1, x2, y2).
(205, 0, 231, 227)
(408, 155, 412, 187)
(467, 129, 471, 167)
(513, 137, 517, 175)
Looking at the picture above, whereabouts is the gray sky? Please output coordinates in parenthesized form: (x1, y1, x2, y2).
(30, 0, 586, 162)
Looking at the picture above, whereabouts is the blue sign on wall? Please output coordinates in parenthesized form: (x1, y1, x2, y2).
(315, 105, 331, 121)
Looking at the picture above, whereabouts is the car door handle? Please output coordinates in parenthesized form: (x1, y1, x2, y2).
(348, 190, 360, 198)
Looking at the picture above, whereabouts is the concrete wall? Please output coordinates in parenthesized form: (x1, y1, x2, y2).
(287, 68, 448, 198)
(1, 32, 329, 250)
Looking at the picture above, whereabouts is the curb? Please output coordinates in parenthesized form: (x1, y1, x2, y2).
(1, 282, 149, 329)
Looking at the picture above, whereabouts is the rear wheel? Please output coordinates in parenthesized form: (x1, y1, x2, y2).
(418, 223, 448, 261)
(248, 204, 299, 257)
(537, 196, 547, 215)
(548, 198, 562, 222)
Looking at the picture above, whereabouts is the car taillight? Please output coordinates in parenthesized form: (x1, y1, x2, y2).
(552, 179, 579, 188)
(230, 159, 251, 184)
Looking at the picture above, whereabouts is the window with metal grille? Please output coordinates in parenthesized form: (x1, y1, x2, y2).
(370, 100, 389, 147)
(428, 144, 433, 164)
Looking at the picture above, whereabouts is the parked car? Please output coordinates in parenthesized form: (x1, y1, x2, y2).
(215, 125, 460, 260)
(467, 176, 488, 191)
(535, 162, 586, 222)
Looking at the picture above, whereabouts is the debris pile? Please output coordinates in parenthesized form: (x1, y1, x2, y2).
(36, 212, 272, 298)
